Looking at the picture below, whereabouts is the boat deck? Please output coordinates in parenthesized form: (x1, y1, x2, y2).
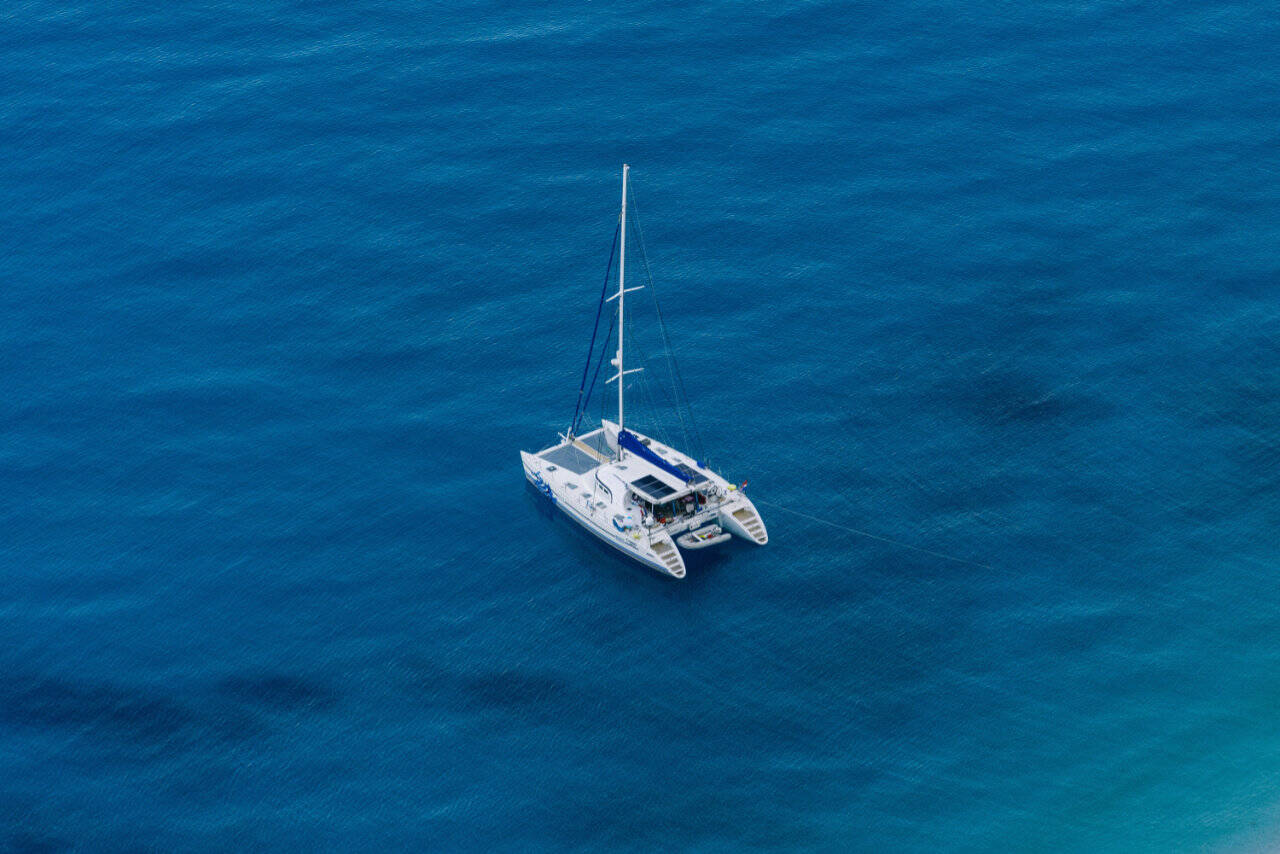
(576, 430, 613, 457)
(538, 443, 599, 475)
(537, 428, 615, 476)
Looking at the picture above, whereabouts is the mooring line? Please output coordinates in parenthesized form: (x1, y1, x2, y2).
(750, 498, 995, 570)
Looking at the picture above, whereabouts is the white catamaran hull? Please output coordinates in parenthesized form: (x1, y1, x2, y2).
(521, 422, 766, 578)
(520, 164, 766, 578)
(521, 453, 676, 576)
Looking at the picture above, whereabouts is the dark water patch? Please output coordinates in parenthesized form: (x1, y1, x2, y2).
(0, 675, 196, 746)
(217, 672, 336, 714)
(943, 369, 1117, 432)
(535, 772, 827, 851)
(0, 793, 73, 854)
(1212, 273, 1280, 303)
(1192, 373, 1280, 524)
(1, 831, 72, 854)
(456, 669, 574, 718)
(0, 674, 260, 755)
(905, 468, 1023, 515)
(400, 644, 587, 722)
(1204, 384, 1280, 446)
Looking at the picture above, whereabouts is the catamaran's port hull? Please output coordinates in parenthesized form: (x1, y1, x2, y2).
(522, 457, 683, 578)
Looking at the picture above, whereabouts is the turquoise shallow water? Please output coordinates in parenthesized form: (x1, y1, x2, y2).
(2, 1, 1280, 849)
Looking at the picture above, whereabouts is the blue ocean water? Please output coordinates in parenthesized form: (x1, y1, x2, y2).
(3, 0, 1280, 849)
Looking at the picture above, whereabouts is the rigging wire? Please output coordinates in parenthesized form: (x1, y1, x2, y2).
(581, 314, 615, 432)
(625, 298, 677, 449)
(628, 188, 706, 463)
(625, 286, 685, 447)
(749, 497, 995, 571)
(569, 222, 620, 436)
(628, 328, 676, 449)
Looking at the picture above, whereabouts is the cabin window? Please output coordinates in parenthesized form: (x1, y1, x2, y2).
(566, 483, 578, 490)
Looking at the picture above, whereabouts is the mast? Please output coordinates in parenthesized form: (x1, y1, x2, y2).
(606, 164, 641, 459)
(618, 164, 628, 449)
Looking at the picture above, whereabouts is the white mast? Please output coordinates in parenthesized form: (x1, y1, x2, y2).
(618, 164, 628, 446)
(607, 164, 642, 459)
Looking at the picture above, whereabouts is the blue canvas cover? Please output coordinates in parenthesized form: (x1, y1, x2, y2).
(617, 430, 692, 483)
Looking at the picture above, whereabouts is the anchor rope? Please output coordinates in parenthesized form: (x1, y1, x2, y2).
(748, 497, 995, 570)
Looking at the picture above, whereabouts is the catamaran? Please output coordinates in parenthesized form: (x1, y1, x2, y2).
(520, 165, 767, 578)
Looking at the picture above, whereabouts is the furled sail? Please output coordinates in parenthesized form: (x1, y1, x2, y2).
(617, 430, 693, 483)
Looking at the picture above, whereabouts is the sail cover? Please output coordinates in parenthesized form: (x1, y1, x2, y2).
(617, 430, 693, 483)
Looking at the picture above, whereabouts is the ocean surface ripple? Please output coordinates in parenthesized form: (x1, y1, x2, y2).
(2, 1, 1279, 850)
